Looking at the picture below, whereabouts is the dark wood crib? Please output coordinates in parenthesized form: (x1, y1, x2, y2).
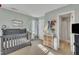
(1, 28, 31, 55)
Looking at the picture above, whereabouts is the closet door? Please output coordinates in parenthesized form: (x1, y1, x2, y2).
(61, 18, 67, 40)
(60, 17, 70, 41)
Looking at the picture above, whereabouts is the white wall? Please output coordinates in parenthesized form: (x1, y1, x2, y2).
(0, 8, 35, 31)
(0, 8, 35, 54)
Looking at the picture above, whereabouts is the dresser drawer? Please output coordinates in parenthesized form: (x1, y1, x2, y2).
(43, 35, 54, 48)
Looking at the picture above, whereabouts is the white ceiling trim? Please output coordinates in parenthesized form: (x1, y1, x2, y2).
(2, 4, 68, 17)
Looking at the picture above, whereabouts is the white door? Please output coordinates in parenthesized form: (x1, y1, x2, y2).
(60, 17, 70, 41)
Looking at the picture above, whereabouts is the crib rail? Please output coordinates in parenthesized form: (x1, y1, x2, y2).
(1, 32, 31, 55)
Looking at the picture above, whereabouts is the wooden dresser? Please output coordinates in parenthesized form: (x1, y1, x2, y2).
(43, 35, 54, 48)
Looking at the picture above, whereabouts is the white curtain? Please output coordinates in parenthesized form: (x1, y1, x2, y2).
(32, 20, 36, 39)
(38, 19, 44, 40)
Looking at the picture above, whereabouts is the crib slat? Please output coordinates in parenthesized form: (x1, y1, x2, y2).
(1, 33, 31, 55)
(11, 38, 13, 47)
(5, 38, 7, 50)
(10, 38, 11, 47)
(1, 37, 4, 54)
(15, 39, 17, 45)
(13, 37, 15, 47)
(8, 38, 10, 49)
(12, 37, 14, 47)
(7, 39, 8, 48)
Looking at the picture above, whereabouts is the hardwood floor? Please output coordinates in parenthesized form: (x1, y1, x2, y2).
(8, 40, 72, 55)
(59, 40, 71, 54)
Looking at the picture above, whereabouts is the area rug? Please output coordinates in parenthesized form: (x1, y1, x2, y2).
(37, 44, 54, 55)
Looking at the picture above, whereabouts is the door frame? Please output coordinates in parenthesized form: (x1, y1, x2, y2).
(57, 11, 75, 54)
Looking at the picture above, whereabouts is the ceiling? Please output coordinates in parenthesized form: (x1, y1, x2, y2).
(2, 4, 68, 17)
